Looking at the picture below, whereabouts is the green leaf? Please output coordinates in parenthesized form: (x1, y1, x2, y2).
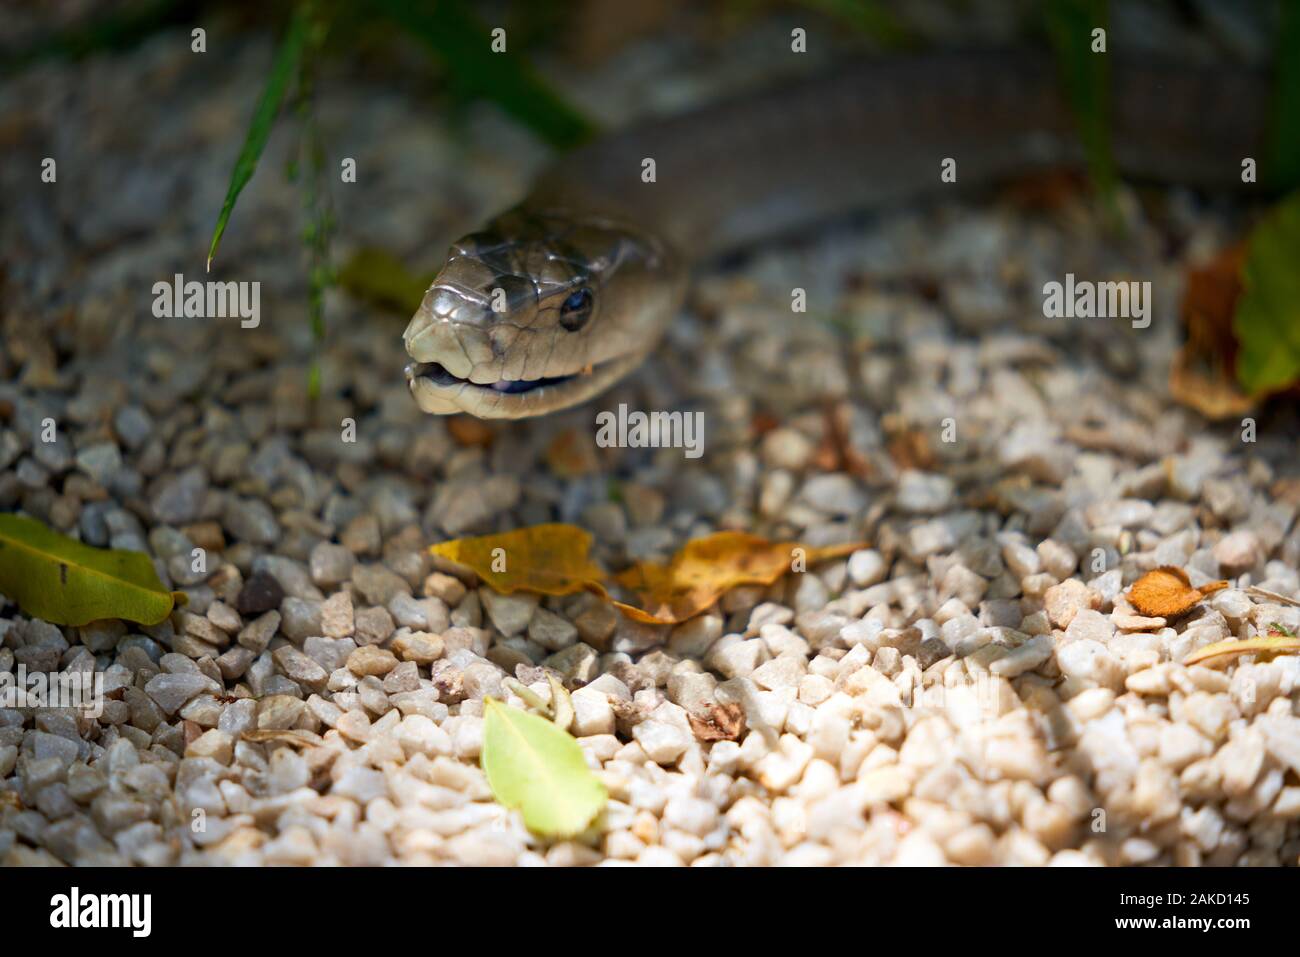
(206, 9, 309, 271)
(1234, 191, 1300, 393)
(481, 697, 606, 838)
(373, 0, 594, 150)
(0, 514, 181, 627)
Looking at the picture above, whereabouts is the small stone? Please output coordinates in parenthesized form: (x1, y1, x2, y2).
(847, 549, 887, 587)
(321, 591, 355, 638)
(351, 564, 410, 605)
(480, 589, 539, 637)
(273, 645, 329, 692)
(990, 634, 1054, 678)
(571, 687, 617, 736)
(528, 608, 577, 652)
(1084, 499, 1154, 529)
(1044, 579, 1099, 630)
(144, 673, 219, 716)
(257, 695, 306, 730)
(1214, 531, 1261, 575)
(341, 513, 382, 556)
(151, 466, 208, 525)
(895, 470, 955, 514)
(1056, 639, 1123, 690)
(422, 571, 467, 605)
(633, 719, 691, 765)
(279, 598, 323, 641)
(75, 441, 122, 484)
(222, 496, 280, 545)
(235, 570, 285, 616)
(800, 474, 867, 515)
(237, 610, 280, 653)
(348, 645, 398, 677)
(186, 729, 233, 764)
(392, 631, 445, 665)
(309, 542, 355, 588)
(1064, 609, 1116, 645)
(668, 613, 723, 659)
(354, 606, 395, 645)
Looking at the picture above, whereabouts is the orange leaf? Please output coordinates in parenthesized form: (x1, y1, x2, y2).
(613, 532, 862, 624)
(1128, 566, 1228, 618)
(1184, 634, 1300, 667)
(429, 524, 608, 598)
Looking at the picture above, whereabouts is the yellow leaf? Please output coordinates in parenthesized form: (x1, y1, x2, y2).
(429, 523, 606, 598)
(1128, 566, 1227, 618)
(1184, 635, 1300, 667)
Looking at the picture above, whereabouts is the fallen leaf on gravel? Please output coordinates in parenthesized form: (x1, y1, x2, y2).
(0, 513, 184, 626)
(1184, 632, 1300, 667)
(688, 702, 746, 742)
(1128, 566, 1228, 618)
(481, 697, 606, 838)
(431, 524, 863, 625)
(613, 532, 862, 624)
(429, 524, 607, 598)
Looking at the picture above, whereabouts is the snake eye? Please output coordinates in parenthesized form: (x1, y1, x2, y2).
(559, 288, 593, 331)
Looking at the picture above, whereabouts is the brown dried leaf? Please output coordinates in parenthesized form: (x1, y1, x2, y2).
(1128, 566, 1228, 618)
(688, 702, 746, 743)
(613, 533, 863, 625)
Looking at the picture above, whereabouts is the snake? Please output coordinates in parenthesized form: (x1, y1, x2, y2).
(403, 51, 1267, 419)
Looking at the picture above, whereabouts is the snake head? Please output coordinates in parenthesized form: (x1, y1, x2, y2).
(404, 208, 684, 418)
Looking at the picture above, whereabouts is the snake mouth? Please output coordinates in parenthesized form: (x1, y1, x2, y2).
(406, 361, 575, 394)
(405, 352, 646, 419)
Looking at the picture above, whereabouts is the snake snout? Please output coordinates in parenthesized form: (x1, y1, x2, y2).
(403, 296, 497, 382)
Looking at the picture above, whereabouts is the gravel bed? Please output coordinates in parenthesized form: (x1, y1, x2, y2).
(2, 17, 1299, 866)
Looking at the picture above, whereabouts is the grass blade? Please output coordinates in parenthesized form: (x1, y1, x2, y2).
(1044, 0, 1119, 219)
(206, 7, 309, 271)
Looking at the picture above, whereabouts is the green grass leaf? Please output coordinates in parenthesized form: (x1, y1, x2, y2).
(0, 514, 181, 627)
(1234, 191, 1300, 393)
(374, 0, 594, 150)
(206, 8, 309, 271)
(481, 697, 606, 838)
(1044, 0, 1119, 217)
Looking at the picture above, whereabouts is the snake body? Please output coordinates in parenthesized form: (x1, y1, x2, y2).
(404, 52, 1267, 419)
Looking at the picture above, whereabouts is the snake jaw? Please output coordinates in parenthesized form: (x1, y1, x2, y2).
(405, 351, 646, 419)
